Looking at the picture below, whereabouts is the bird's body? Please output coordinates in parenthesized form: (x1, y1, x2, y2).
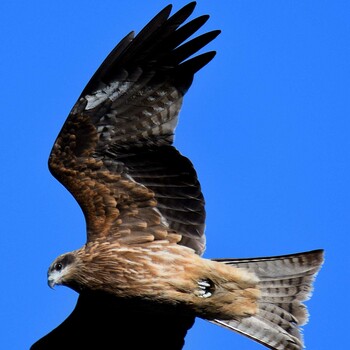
(33, 3, 324, 350)
(50, 240, 260, 320)
(48, 235, 323, 349)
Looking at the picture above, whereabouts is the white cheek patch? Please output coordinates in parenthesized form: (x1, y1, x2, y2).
(48, 269, 62, 285)
(51, 270, 61, 279)
(48, 265, 73, 285)
(85, 81, 132, 110)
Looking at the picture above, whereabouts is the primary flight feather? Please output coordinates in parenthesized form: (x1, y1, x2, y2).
(39, 3, 324, 349)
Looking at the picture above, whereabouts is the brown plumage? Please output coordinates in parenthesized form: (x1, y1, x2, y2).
(42, 2, 323, 350)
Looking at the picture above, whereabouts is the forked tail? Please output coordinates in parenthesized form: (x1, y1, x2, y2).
(212, 249, 324, 350)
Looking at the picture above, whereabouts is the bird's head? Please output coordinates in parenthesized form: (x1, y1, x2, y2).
(47, 253, 77, 289)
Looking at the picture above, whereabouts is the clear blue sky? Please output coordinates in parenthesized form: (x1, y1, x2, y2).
(1, 1, 349, 349)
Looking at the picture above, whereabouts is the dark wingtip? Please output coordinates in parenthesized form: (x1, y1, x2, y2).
(184, 1, 197, 12)
(159, 3, 173, 17)
(180, 50, 217, 75)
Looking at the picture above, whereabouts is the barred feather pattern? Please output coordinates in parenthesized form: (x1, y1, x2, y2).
(212, 249, 324, 350)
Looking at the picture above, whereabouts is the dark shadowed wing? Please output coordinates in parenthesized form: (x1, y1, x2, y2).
(49, 2, 220, 255)
(31, 291, 195, 350)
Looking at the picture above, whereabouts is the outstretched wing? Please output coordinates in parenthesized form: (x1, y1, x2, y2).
(49, 2, 220, 254)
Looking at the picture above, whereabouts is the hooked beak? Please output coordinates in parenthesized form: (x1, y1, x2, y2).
(48, 276, 56, 289)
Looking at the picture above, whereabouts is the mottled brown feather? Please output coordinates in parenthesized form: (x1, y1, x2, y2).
(48, 2, 218, 253)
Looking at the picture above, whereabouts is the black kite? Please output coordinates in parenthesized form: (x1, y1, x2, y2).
(32, 3, 323, 349)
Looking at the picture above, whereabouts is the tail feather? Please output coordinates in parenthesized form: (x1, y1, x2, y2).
(212, 249, 324, 350)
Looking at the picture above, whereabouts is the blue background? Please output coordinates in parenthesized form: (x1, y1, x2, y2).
(1, 1, 348, 349)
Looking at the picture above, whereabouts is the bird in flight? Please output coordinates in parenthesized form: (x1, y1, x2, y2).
(32, 2, 323, 349)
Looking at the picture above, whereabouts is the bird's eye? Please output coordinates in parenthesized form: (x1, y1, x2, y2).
(54, 262, 63, 271)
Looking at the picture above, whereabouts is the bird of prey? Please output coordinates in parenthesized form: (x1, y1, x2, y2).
(32, 2, 323, 350)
